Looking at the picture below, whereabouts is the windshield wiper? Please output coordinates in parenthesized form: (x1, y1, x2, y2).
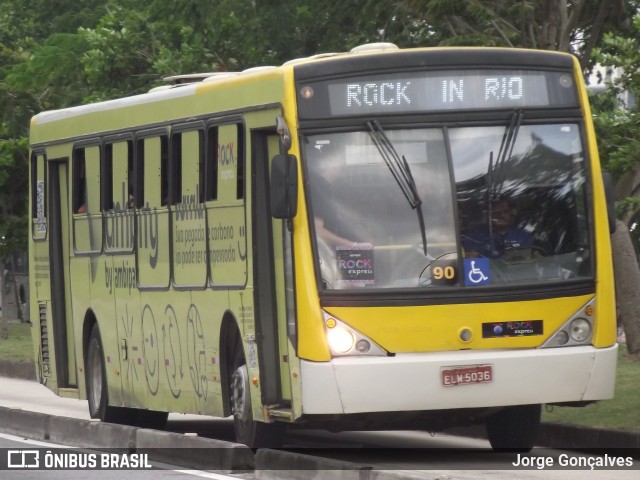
(486, 109, 524, 255)
(367, 120, 428, 255)
(490, 109, 524, 200)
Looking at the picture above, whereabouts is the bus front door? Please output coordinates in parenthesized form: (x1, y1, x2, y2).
(48, 159, 77, 389)
(250, 125, 294, 410)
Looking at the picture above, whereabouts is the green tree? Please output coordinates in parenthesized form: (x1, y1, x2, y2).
(0, 1, 39, 333)
(2, 0, 640, 351)
(0, 0, 105, 334)
(590, 15, 640, 354)
(395, 0, 634, 67)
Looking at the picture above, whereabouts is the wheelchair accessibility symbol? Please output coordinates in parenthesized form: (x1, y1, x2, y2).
(464, 258, 490, 286)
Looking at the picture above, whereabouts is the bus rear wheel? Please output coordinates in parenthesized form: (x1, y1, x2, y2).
(85, 325, 132, 424)
(486, 404, 541, 452)
(229, 344, 284, 448)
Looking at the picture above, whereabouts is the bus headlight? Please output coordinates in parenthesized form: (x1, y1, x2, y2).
(540, 299, 594, 348)
(569, 318, 591, 342)
(546, 330, 569, 347)
(322, 311, 388, 357)
(327, 327, 355, 354)
(355, 339, 371, 353)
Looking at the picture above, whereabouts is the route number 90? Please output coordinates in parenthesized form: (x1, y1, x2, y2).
(431, 260, 457, 285)
(433, 265, 455, 280)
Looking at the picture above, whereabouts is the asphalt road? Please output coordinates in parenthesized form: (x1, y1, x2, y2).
(0, 376, 638, 479)
(0, 432, 248, 480)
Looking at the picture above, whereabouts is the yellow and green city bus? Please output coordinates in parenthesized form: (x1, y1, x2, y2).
(29, 43, 618, 450)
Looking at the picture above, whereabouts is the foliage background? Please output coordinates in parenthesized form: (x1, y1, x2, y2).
(2, 0, 640, 350)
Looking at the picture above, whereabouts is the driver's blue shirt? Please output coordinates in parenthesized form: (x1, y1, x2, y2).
(462, 225, 533, 258)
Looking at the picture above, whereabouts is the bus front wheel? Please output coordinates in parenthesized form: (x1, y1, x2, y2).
(229, 344, 284, 448)
(85, 325, 131, 424)
(486, 404, 541, 452)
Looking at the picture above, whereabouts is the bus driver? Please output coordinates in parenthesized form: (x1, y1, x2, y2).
(462, 197, 534, 259)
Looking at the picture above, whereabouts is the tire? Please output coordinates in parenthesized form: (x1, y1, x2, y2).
(85, 325, 133, 424)
(229, 338, 284, 448)
(486, 404, 541, 452)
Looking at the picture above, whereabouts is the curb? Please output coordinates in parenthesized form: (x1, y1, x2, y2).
(254, 449, 432, 480)
(446, 421, 640, 452)
(136, 428, 254, 471)
(0, 406, 253, 472)
(255, 449, 372, 480)
(538, 422, 640, 451)
(0, 359, 35, 381)
(2, 362, 639, 474)
(1, 403, 639, 479)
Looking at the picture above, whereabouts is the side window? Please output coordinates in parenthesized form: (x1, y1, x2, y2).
(73, 149, 86, 213)
(171, 126, 206, 287)
(136, 135, 168, 208)
(136, 132, 170, 289)
(217, 123, 243, 201)
(104, 141, 132, 211)
(31, 152, 47, 239)
(207, 121, 247, 288)
(172, 128, 204, 205)
(73, 144, 102, 253)
(206, 126, 219, 201)
(236, 124, 244, 200)
(73, 145, 100, 215)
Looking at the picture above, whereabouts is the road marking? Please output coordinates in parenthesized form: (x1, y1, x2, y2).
(169, 470, 244, 479)
(0, 432, 70, 448)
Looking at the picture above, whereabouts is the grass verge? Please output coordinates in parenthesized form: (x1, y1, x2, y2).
(0, 321, 34, 362)
(542, 344, 640, 431)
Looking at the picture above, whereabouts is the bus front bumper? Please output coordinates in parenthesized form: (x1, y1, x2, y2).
(299, 345, 618, 414)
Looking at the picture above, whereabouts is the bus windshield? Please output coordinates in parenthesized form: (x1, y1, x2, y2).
(305, 123, 591, 290)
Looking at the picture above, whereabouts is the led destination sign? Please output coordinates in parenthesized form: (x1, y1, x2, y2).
(298, 70, 577, 118)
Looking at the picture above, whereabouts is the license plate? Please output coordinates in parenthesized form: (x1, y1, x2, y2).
(441, 365, 493, 386)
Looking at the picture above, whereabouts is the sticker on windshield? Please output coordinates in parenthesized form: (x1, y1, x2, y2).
(314, 139, 331, 152)
(464, 258, 490, 286)
(336, 244, 374, 286)
(431, 259, 457, 286)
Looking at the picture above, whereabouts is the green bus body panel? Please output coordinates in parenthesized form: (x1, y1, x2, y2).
(29, 68, 295, 421)
(30, 74, 286, 145)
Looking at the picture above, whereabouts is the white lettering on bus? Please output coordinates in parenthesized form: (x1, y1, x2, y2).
(485, 77, 523, 100)
(442, 79, 464, 103)
(346, 81, 411, 108)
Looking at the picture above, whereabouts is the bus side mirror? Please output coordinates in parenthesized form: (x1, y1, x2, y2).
(270, 154, 298, 219)
(602, 172, 616, 234)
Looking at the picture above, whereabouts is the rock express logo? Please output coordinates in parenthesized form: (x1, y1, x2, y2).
(482, 320, 543, 338)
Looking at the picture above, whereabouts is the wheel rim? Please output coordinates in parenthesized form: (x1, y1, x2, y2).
(89, 342, 103, 412)
(231, 364, 251, 422)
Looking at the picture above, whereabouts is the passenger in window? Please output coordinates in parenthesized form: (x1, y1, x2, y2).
(76, 163, 87, 213)
(127, 185, 135, 209)
(309, 143, 363, 249)
(462, 197, 538, 259)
